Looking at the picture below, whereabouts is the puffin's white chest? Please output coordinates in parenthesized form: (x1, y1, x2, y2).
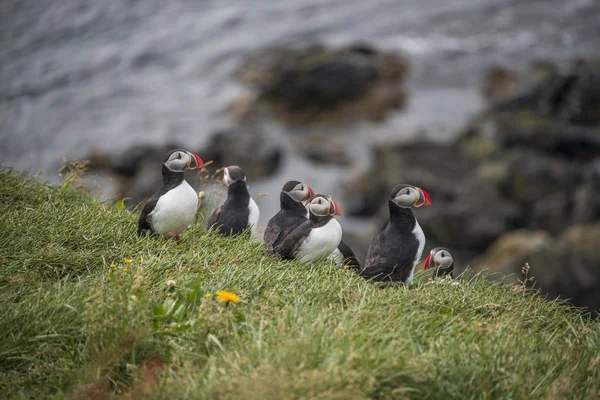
(296, 219, 342, 264)
(150, 181, 198, 237)
(247, 197, 260, 235)
(407, 220, 426, 284)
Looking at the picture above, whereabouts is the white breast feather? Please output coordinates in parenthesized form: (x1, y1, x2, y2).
(408, 220, 426, 284)
(247, 197, 260, 235)
(149, 181, 198, 237)
(296, 219, 342, 264)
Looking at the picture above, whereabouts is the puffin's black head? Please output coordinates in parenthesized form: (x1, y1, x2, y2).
(163, 149, 204, 172)
(223, 165, 246, 186)
(390, 184, 432, 209)
(281, 180, 315, 204)
(308, 194, 342, 217)
(424, 247, 453, 272)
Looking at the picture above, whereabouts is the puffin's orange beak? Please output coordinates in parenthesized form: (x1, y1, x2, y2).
(414, 187, 432, 208)
(423, 253, 432, 270)
(304, 185, 315, 201)
(330, 199, 342, 216)
(188, 153, 205, 169)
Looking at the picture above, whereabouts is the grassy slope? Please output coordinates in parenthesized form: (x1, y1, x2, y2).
(0, 168, 599, 400)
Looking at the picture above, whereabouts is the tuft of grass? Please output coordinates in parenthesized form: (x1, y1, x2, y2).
(0, 167, 599, 399)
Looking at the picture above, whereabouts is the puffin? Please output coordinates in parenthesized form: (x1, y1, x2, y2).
(424, 247, 454, 279)
(360, 184, 432, 284)
(207, 165, 259, 236)
(327, 239, 360, 269)
(264, 180, 315, 254)
(137, 149, 204, 244)
(274, 194, 342, 264)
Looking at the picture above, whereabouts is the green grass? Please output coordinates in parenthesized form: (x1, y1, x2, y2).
(0, 168, 599, 399)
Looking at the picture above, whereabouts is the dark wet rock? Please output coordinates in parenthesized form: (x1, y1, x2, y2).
(467, 58, 600, 163)
(417, 178, 521, 251)
(481, 65, 520, 104)
(416, 57, 600, 313)
(347, 134, 594, 255)
(490, 113, 600, 161)
(341, 170, 387, 218)
(489, 58, 600, 127)
(498, 149, 581, 206)
(471, 229, 553, 281)
(474, 225, 600, 316)
(202, 127, 283, 178)
(574, 161, 600, 224)
(109, 143, 181, 178)
(294, 136, 353, 166)
(529, 192, 572, 235)
(233, 43, 409, 125)
(346, 140, 521, 251)
(85, 143, 199, 207)
(83, 127, 283, 207)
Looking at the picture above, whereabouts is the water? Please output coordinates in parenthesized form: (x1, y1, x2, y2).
(1, 0, 599, 234)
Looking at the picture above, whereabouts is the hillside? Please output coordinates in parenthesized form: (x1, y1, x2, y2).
(0, 168, 599, 399)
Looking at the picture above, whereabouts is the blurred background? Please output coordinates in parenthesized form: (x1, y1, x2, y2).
(1, 0, 599, 314)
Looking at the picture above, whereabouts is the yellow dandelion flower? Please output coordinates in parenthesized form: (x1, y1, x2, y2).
(124, 258, 132, 263)
(205, 293, 211, 298)
(165, 269, 171, 274)
(110, 263, 116, 268)
(123, 268, 128, 273)
(216, 291, 240, 303)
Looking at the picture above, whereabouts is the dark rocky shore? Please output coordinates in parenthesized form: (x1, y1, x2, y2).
(81, 46, 600, 315)
(347, 56, 600, 314)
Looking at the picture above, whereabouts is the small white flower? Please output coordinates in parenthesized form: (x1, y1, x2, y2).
(167, 279, 176, 288)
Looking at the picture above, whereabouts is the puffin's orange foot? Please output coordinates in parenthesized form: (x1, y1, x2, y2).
(176, 235, 181, 246)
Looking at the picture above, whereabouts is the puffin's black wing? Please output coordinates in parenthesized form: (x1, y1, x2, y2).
(338, 240, 360, 269)
(361, 229, 418, 282)
(137, 189, 166, 236)
(273, 220, 312, 260)
(263, 212, 284, 254)
(206, 206, 222, 231)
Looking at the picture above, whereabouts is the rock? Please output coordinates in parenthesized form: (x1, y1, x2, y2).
(340, 170, 387, 218)
(473, 225, 600, 315)
(471, 230, 554, 283)
(498, 149, 581, 204)
(492, 112, 600, 161)
(527, 225, 600, 315)
(82, 127, 284, 208)
(233, 43, 410, 125)
(85, 143, 186, 207)
(489, 58, 600, 127)
(294, 136, 353, 166)
(352, 140, 521, 251)
(529, 192, 572, 235)
(202, 127, 283, 179)
(465, 58, 600, 162)
(573, 161, 600, 223)
(417, 178, 521, 251)
(481, 65, 520, 104)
